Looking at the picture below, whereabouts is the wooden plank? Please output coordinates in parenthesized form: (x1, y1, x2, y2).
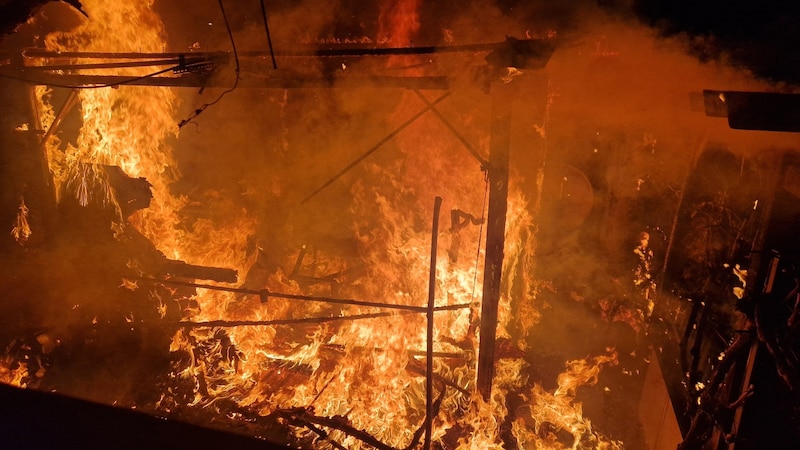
(476, 85, 512, 400)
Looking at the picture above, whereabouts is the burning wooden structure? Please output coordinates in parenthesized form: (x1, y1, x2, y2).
(2, 2, 799, 450)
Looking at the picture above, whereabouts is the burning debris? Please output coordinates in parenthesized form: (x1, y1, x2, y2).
(2, 1, 799, 449)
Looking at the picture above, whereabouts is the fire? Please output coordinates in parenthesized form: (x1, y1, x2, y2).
(11, 197, 32, 244)
(24, 1, 627, 449)
(514, 352, 622, 450)
(0, 358, 29, 388)
(378, 0, 421, 46)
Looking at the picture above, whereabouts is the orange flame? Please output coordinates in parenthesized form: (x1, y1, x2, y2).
(31, 2, 628, 448)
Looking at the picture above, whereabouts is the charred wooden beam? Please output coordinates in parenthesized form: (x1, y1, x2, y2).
(476, 85, 512, 401)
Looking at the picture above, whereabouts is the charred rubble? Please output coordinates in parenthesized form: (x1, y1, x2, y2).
(663, 150, 800, 449)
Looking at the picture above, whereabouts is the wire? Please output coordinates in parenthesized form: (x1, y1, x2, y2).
(0, 65, 181, 89)
(259, 0, 278, 69)
(471, 174, 490, 303)
(177, 0, 240, 129)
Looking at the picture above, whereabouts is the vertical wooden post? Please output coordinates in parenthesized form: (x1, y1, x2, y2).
(477, 86, 512, 401)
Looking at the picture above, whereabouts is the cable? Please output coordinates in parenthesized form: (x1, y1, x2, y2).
(0, 64, 181, 89)
(259, 0, 278, 69)
(471, 173, 490, 303)
(178, 0, 240, 129)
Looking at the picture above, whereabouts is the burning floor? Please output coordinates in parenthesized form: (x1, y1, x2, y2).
(2, 1, 800, 449)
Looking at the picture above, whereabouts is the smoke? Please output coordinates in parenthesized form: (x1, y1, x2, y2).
(5, 0, 799, 446)
(159, 0, 797, 387)
(156, 0, 795, 320)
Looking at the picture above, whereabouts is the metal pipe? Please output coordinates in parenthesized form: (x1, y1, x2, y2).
(413, 90, 489, 168)
(162, 311, 404, 328)
(425, 196, 443, 449)
(301, 91, 452, 204)
(136, 276, 469, 313)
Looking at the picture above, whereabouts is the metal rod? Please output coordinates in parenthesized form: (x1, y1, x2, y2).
(258, 0, 278, 69)
(162, 311, 406, 328)
(136, 277, 469, 313)
(425, 196, 443, 449)
(301, 91, 452, 204)
(21, 40, 540, 60)
(413, 90, 489, 167)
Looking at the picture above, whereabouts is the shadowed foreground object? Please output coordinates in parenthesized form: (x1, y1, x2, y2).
(0, 383, 285, 450)
(703, 90, 800, 132)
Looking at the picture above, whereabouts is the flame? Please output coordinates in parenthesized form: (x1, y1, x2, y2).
(11, 197, 32, 244)
(29, 2, 629, 449)
(0, 359, 29, 388)
(378, 0, 421, 46)
(515, 351, 623, 450)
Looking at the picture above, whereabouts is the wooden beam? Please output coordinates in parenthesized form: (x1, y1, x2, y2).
(476, 85, 512, 401)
